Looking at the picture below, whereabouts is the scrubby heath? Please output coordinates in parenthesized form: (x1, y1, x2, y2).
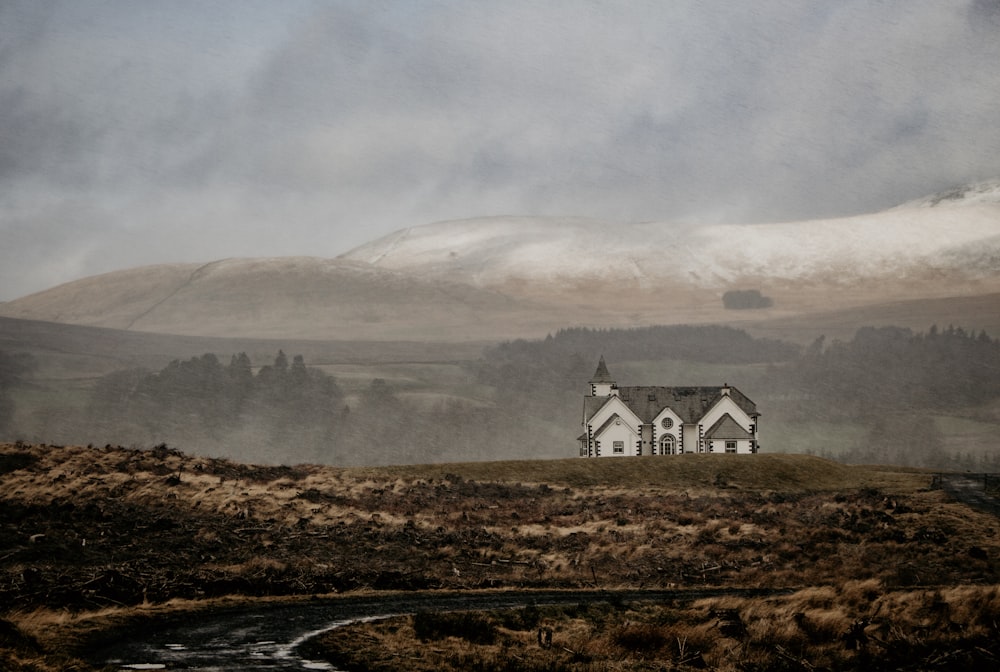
(308, 585, 1000, 671)
(1, 441, 999, 670)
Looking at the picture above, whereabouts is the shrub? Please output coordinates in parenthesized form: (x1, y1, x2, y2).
(413, 611, 497, 645)
(611, 622, 668, 651)
(497, 605, 541, 631)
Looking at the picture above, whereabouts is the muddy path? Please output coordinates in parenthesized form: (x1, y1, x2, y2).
(87, 588, 784, 671)
(937, 473, 1000, 516)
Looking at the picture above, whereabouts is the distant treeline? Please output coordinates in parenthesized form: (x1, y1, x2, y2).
(460, 325, 802, 465)
(473, 323, 1000, 411)
(770, 325, 1000, 469)
(99, 350, 342, 424)
(474, 323, 1000, 470)
(80, 325, 798, 465)
(782, 325, 1000, 415)
(84, 351, 485, 465)
(5, 322, 1000, 470)
(484, 325, 799, 368)
(87, 351, 344, 461)
(472, 324, 798, 410)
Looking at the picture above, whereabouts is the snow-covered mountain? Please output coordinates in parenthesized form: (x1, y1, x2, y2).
(340, 179, 1000, 289)
(2, 180, 999, 340)
(893, 179, 1000, 209)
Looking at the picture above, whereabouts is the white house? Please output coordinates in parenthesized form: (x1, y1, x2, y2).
(579, 357, 760, 457)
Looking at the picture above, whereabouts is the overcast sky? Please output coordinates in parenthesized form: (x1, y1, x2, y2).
(2, 1, 1000, 301)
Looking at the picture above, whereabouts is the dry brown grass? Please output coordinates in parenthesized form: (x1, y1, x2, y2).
(310, 583, 1000, 671)
(363, 452, 933, 493)
(1, 441, 997, 669)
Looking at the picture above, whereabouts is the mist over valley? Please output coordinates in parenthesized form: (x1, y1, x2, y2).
(2, 183, 999, 470)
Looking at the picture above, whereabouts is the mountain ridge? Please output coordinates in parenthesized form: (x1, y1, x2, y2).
(339, 200, 1000, 288)
(3, 181, 1000, 340)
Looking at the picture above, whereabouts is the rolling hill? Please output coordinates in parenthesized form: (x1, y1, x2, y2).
(1, 180, 999, 341)
(0, 258, 563, 341)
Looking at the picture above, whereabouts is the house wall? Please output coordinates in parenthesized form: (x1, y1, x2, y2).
(594, 420, 640, 457)
(707, 438, 755, 454)
(682, 423, 701, 453)
(584, 396, 643, 457)
(591, 382, 617, 396)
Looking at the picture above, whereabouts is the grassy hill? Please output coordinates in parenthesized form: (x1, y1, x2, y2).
(0, 315, 487, 381)
(741, 292, 1000, 345)
(0, 257, 576, 341)
(2, 442, 998, 671)
(368, 452, 927, 492)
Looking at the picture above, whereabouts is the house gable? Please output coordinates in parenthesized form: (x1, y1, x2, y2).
(699, 394, 756, 438)
(704, 413, 757, 454)
(586, 395, 643, 434)
(705, 414, 753, 440)
(583, 395, 644, 457)
(652, 407, 683, 432)
(592, 413, 640, 457)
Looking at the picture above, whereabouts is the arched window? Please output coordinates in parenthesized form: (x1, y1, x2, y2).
(659, 434, 677, 455)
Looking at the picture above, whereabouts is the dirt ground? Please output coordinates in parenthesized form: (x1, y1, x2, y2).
(2, 441, 999, 670)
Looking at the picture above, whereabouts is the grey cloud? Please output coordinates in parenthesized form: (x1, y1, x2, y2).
(1, 1, 1000, 300)
(969, 0, 1000, 25)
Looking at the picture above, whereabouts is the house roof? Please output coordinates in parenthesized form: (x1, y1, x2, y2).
(581, 358, 758, 429)
(609, 386, 757, 424)
(705, 413, 753, 440)
(589, 355, 614, 383)
(583, 395, 608, 422)
(592, 413, 635, 438)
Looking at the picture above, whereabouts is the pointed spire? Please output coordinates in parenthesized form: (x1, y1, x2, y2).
(590, 355, 614, 383)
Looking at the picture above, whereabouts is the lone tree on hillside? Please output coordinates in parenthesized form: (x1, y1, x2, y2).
(722, 289, 773, 310)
